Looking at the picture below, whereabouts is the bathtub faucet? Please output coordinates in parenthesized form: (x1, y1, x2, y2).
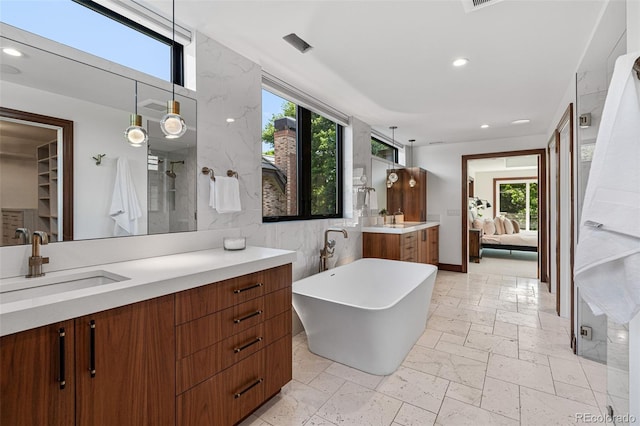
(320, 228, 348, 272)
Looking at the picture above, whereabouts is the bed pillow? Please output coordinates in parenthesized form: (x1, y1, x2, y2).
(472, 218, 483, 230)
(494, 216, 505, 235)
(503, 217, 514, 234)
(483, 218, 496, 235)
(511, 219, 520, 233)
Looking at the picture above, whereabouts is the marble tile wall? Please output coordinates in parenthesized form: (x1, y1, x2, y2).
(193, 31, 367, 284)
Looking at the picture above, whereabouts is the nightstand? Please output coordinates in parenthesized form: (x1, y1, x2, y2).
(469, 228, 482, 263)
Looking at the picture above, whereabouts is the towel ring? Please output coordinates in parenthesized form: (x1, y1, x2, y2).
(202, 166, 215, 181)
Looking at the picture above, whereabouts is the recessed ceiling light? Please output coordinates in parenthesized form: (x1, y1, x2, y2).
(511, 119, 531, 125)
(2, 47, 23, 57)
(452, 58, 469, 67)
(480, 124, 490, 129)
(226, 118, 235, 123)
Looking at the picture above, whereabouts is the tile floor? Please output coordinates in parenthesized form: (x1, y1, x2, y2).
(240, 268, 608, 426)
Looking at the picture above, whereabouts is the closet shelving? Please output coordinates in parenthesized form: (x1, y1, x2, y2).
(36, 140, 59, 242)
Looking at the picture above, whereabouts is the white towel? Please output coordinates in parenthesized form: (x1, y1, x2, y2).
(208, 179, 216, 209)
(368, 190, 379, 211)
(212, 176, 241, 213)
(109, 157, 142, 236)
(574, 51, 640, 324)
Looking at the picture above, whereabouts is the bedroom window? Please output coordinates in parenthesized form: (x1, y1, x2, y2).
(495, 179, 538, 231)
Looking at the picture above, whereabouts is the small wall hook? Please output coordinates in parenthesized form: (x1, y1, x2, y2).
(93, 154, 106, 165)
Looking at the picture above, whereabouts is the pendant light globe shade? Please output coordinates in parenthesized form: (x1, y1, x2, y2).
(124, 114, 148, 147)
(409, 176, 417, 187)
(160, 100, 187, 139)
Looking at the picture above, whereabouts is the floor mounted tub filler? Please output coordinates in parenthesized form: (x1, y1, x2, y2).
(292, 258, 437, 375)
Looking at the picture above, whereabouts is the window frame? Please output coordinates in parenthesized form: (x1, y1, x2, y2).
(262, 105, 344, 222)
(75, 0, 184, 86)
(494, 177, 538, 231)
(371, 137, 398, 163)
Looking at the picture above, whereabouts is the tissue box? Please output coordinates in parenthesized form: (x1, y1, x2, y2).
(223, 237, 246, 251)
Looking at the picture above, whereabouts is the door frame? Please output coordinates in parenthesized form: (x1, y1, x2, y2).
(461, 149, 548, 282)
(551, 103, 576, 351)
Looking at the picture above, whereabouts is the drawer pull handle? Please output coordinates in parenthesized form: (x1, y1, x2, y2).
(89, 320, 96, 378)
(58, 328, 66, 390)
(234, 337, 263, 353)
(234, 310, 263, 324)
(406, 246, 413, 250)
(234, 378, 264, 399)
(233, 283, 264, 294)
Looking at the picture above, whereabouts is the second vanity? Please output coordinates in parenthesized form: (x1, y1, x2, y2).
(362, 221, 439, 265)
(0, 246, 296, 426)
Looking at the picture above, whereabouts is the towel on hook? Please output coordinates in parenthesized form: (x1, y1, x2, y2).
(109, 157, 142, 236)
(211, 176, 241, 213)
(574, 51, 640, 324)
(208, 179, 216, 209)
(368, 190, 379, 211)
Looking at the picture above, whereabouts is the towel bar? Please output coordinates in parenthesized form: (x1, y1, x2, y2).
(202, 167, 239, 180)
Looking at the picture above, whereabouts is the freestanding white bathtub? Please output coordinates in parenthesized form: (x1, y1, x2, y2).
(292, 258, 437, 375)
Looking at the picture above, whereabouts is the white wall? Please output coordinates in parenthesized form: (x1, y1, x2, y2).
(414, 135, 546, 266)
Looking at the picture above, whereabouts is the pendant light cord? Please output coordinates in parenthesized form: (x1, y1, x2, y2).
(134, 80, 138, 115)
(171, 0, 176, 100)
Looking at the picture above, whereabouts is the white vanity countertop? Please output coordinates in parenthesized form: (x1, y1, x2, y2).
(0, 246, 296, 336)
(361, 221, 440, 235)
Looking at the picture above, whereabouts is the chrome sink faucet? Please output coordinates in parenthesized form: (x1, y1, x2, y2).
(320, 228, 348, 272)
(27, 231, 49, 278)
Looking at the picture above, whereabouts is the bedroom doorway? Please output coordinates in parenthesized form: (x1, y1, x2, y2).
(461, 149, 548, 283)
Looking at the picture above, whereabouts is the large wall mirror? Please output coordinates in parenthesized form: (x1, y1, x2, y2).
(0, 30, 197, 246)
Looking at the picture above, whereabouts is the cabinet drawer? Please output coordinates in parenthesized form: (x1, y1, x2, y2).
(401, 232, 416, 246)
(175, 272, 263, 325)
(264, 287, 292, 320)
(264, 310, 292, 343)
(177, 298, 265, 359)
(176, 324, 265, 394)
(177, 350, 265, 426)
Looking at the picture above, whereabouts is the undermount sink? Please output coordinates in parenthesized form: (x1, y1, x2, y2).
(0, 270, 130, 304)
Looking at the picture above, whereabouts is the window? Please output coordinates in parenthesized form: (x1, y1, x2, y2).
(262, 89, 343, 221)
(1, 0, 182, 83)
(371, 137, 398, 162)
(495, 179, 538, 231)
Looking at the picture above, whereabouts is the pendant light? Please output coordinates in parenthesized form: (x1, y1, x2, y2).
(124, 81, 149, 147)
(387, 126, 398, 188)
(408, 139, 417, 188)
(160, 0, 187, 139)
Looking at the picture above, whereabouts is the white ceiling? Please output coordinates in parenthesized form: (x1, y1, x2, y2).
(146, 0, 606, 146)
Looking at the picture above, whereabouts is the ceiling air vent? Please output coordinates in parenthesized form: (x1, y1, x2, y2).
(139, 99, 168, 113)
(461, 0, 504, 13)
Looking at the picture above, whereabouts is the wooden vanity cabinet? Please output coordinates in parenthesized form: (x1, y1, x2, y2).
(75, 295, 175, 426)
(363, 231, 418, 262)
(364, 226, 439, 266)
(0, 263, 292, 426)
(176, 264, 293, 426)
(1, 321, 75, 426)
